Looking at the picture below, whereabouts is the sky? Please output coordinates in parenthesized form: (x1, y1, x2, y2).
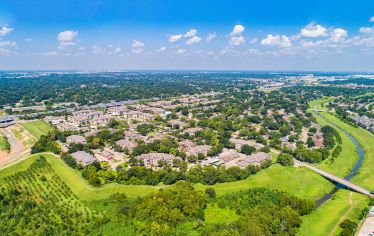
(1, 0, 374, 71)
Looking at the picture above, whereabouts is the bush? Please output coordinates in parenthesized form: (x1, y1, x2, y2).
(277, 153, 294, 166)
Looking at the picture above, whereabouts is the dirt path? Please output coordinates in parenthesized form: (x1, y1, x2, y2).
(328, 192, 353, 236)
(0, 127, 30, 167)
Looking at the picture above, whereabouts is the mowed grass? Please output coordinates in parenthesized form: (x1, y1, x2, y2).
(298, 190, 369, 236)
(195, 165, 333, 201)
(21, 120, 53, 138)
(204, 204, 240, 224)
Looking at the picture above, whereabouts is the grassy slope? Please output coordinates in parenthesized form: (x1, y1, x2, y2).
(195, 165, 332, 201)
(0, 152, 333, 202)
(298, 98, 374, 235)
(21, 120, 53, 138)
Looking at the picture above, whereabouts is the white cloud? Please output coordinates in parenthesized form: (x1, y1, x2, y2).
(132, 40, 144, 48)
(91, 45, 105, 54)
(113, 47, 122, 54)
(299, 22, 328, 37)
(42, 51, 59, 56)
(261, 34, 292, 47)
(370, 16, 374, 22)
(230, 24, 245, 36)
(330, 28, 347, 43)
(186, 35, 202, 45)
(168, 34, 182, 42)
(57, 30, 78, 42)
(229, 24, 245, 46)
(359, 27, 374, 34)
(24, 38, 33, 42)
(0, 26, 13, 37)
(176, 48, 186, 54)
(156, 46, 166, 52)
(0, 41, 16, 47)
(132, 48, 143, 54)
(184, 29, 197, 38)
(206, 33, 216, 42)
(229, 36, 245, 46)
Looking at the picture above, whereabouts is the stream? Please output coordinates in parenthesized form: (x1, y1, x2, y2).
(314, 108, 365, 207)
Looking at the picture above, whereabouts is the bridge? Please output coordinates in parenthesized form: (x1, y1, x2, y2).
(294, 159, 374, 198)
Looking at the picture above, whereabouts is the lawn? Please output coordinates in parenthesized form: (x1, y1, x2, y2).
(298, 190, 369, 236)
(21, 120, 53, 138)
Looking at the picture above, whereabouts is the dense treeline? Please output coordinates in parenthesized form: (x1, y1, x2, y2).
(113, 185, 315, 235)
(77, 158, 272, 187)
(0, 71, 256, 107)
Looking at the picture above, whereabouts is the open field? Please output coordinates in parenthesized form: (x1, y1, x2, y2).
(195, 165, 333, 201)
(298, 190, 369, 236)
(21, 120, 53, 138)
(10, 124, 37, 148)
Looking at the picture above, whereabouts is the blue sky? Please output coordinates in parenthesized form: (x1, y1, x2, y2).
(1, 0, 374, 71)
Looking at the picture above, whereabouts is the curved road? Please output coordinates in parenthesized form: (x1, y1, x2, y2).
(0, 127, 30, 167)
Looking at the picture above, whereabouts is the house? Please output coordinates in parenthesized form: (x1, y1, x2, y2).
(66, 135, 87, 144)
(230, 138, 257, 150)
(185, 145, 211, 157)
(235, 152, 271, 168)
(90, 115, 111, 127)
(116, 139, 137, 152)
(136, 153, 181, 168)
(124, 130, 143, 139)
(71, 151, 97, 166)
(44, 116, 64, 125)
(107, 107, 129, 116)
(218, 148, 240, 162)
(56, 123, 79, 131)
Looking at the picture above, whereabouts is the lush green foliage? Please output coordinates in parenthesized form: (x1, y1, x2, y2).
(0, 156, 106, 235)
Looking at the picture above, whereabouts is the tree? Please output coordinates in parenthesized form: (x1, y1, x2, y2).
(205, 188, 216, 199)
(241, 144, 256, 155)
(277, 153, 294, 166)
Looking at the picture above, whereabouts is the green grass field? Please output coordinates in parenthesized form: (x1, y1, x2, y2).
(195, 165, 333, 201)
(204, 204, 239, 224)
(21, 120, 53, 138)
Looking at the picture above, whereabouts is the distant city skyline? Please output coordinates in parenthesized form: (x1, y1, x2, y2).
(1, 0, 374, 71)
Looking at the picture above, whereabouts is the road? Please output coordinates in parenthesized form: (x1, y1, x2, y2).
(0, 127, 30, 167)
(295, 159, 374, 198)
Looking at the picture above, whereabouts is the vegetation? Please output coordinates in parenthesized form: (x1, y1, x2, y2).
(0, 156, 106, 235)
(0, 133, 11, 152)
(21, 120, 53, 138)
